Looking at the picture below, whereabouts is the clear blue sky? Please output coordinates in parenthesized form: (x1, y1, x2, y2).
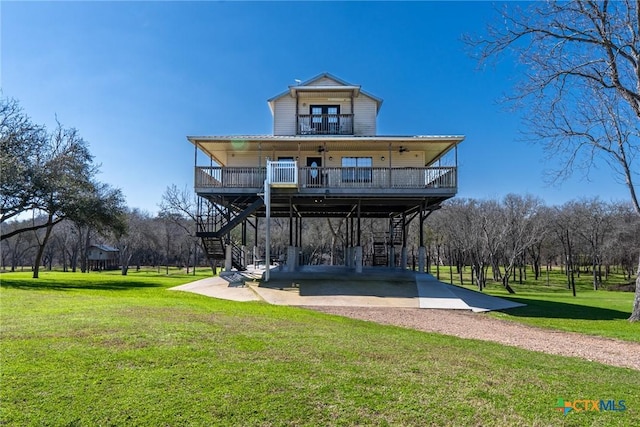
(2, 1, 633, 214)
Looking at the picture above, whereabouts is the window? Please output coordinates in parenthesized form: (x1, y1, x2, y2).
(310, 105, 340, 134)
(341, 157, 372, 183)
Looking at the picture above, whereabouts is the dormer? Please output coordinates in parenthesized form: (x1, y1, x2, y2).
(267, 73, 383, 137)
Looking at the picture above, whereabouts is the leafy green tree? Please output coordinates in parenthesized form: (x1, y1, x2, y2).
(0, 97, 46, 223)
(1, 98, 126, 278)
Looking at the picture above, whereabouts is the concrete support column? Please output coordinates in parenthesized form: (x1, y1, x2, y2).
(418, 246, 426, 273)
(389, 246, 395, 268)
(287, 245, 297, 272)
(401, 247, 408, 270)
(225, 244, 233, 271)
(242, 245, 247, 268)
(355, 246, 363, 273)
(345, 247, 353, 268)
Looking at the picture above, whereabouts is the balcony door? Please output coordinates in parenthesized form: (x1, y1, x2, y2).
(310, 105, 339, 134)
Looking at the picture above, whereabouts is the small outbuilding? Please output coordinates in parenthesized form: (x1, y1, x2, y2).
(87, 244, 119, 271)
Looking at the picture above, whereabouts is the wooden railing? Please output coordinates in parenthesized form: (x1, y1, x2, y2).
(196, 166, 456, 190)
(297, 114, 354, 135)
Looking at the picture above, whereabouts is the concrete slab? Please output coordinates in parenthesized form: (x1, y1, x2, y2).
(252, 279, 419, 307)
(169, 275, 261, 302)
(416, 273, 525, 312)
(169, 266, 525, 312)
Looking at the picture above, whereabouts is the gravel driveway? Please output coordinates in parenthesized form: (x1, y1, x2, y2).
(307, 306, 640, 371)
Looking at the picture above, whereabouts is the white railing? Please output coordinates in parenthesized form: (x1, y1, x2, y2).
(267, 160, 298, 186)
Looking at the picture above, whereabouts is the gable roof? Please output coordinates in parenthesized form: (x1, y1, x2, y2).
(88, 244, 119, 252)
(267, 72, 383, 114)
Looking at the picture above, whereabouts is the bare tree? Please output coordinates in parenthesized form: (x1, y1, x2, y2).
(567, 198, 614, 290)
(498, 194, 546, 291)
(471, 1, 640, 320)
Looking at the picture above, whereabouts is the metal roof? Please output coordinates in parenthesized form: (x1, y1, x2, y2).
(267, 72, 383, 114)
(89, 244, 119, 252)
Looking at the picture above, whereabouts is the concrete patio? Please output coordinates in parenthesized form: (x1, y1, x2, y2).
(169, 265, 524, 312)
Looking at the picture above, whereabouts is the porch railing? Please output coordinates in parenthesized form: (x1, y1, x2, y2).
(267, 160, 298, 185)
(297, 114, 354, 135)
(196, 166, 456, 190)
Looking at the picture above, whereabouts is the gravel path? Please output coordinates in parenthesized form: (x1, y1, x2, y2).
(307, 306, 640, 371)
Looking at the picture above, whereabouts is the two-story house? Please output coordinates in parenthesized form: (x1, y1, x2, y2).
(188, 73, 464, 280)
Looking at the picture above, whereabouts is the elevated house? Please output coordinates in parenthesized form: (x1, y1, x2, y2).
(87, 244, 119, 271)
(188, 73, 464, 279)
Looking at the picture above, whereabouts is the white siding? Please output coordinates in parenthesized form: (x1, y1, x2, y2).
(298, 96, 352, 114)
(273, 96, 296, 135)
(225, 149, 424, 168)
(328, 151, 423, 168)
(353, 96, 377, 136)
(226, 152, 261, 167)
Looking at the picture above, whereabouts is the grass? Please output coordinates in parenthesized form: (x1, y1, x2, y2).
(428, 265, 639, 342)
(1, 270, 639, 426)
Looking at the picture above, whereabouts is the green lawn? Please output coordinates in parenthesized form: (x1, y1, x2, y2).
(1, 270, 639, 426)
(429, 266, 638, 342)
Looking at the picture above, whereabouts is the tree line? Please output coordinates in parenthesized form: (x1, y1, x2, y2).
(3, 183, 639, 294)
(424, 195, 639, 294)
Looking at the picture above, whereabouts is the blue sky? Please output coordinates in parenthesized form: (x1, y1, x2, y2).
(2, 1, 634, 214)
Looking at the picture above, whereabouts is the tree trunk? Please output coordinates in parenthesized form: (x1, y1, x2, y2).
(33, 215, 55, 279)
(629, 255, 640, 322)
(502, 272, 516, 294)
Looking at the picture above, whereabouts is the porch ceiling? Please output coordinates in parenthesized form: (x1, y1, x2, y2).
(188, 135, 464, 166)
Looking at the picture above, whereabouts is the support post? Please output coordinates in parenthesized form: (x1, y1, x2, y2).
(264, 162, 271, 282)
(287, 246, 297, 272)
(289, 199, 293, 246)
(401, 247, 408, 269)
(224, 244, 232, 272)
(355, 246, 363, 273)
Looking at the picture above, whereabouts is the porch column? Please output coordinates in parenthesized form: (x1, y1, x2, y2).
(401, 247, 408, 269)
(242, 245, 247, 269)
(286, 246, 297, 272)
(401, 213, 407, 269)
(225, 244, 233, 272)
(289, 199, 294, 246)
(355, 246, 363, 273)
(419, 204, 425, 272)
(345, 216, 350, 267)
(349, 246, 355, 268)
(419, 246, 426, 273)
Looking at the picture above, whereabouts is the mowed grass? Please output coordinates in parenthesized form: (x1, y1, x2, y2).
(430, 266, 639, 342)
(1, 271, 639, 426)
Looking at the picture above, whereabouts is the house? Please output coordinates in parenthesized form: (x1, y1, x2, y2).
(87, 244, 119, 271)
(188, 73, 464, 279)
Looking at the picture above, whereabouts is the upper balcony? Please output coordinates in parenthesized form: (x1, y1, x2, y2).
(297, 113, 354, 135)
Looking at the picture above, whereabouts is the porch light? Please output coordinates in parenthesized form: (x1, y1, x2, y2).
(381, 156, 385, 161)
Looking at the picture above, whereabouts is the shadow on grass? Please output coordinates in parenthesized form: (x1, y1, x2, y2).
(0, 277, 163, 292)
(497, 296, 630, 320)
